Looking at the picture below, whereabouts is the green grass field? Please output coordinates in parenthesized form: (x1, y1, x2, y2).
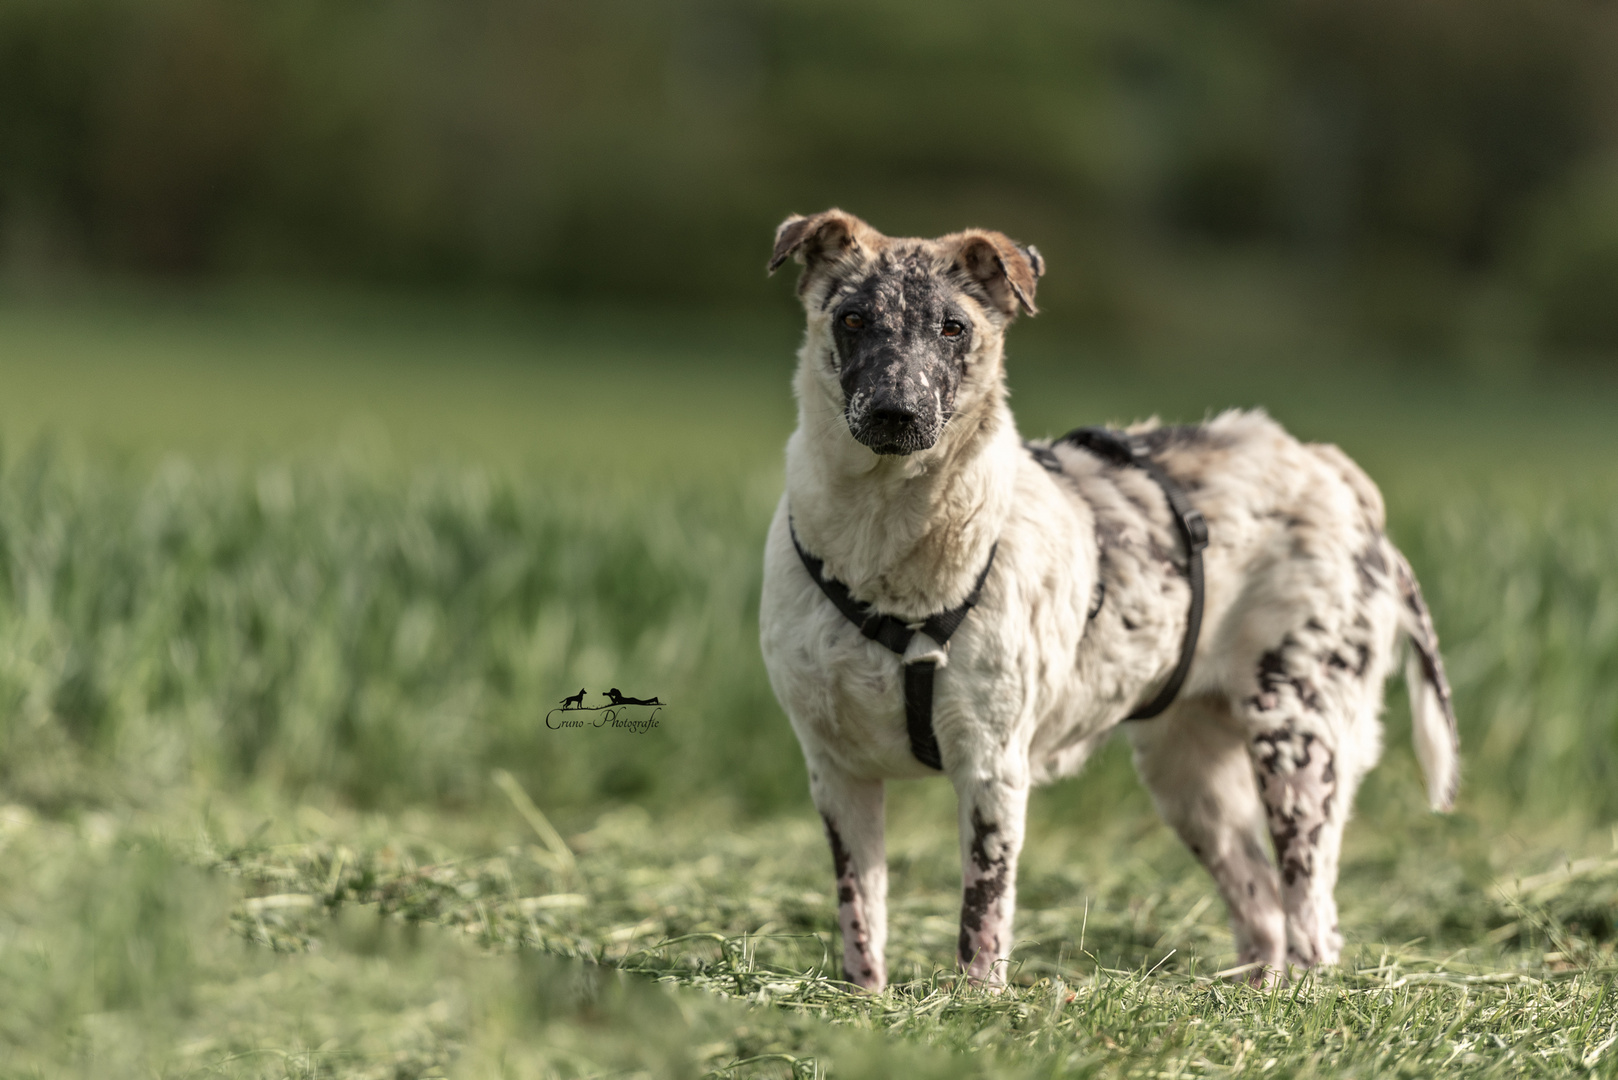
(1, 291, 1616, 1077)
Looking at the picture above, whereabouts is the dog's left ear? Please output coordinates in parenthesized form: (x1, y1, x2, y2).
(948, 231, 1044, 316)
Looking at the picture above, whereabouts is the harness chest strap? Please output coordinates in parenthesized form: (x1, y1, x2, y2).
(789, 525, 995, 770)
(790, 425, 1208, 770)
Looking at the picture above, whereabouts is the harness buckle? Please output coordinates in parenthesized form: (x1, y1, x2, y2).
(1182, 508, 1209, 551)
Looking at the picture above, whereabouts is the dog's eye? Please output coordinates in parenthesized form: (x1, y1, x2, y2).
(842, 312, 864, 330)
(941, 320, 965, 338)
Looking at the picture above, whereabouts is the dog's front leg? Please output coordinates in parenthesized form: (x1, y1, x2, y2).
(810, 761, 888, 990)
(954, 774, 1029, 988)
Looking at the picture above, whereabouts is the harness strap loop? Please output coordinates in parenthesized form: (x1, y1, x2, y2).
(903, 660, 943, 770)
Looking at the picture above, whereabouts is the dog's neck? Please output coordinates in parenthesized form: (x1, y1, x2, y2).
(784, 352, 1017, 619)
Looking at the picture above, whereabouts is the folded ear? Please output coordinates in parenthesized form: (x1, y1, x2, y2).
(949, 230, 1044, 316)
(768, 209, 876, 274)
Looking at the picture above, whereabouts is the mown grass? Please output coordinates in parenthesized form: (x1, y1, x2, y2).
(3, 789, 1615, 1077)
(0, 293, 1615, 1075)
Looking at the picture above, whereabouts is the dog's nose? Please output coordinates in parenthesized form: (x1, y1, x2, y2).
(869, 404, 917, 428)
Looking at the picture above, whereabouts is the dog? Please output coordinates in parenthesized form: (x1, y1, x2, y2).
(559, 688, 588, 710)
(604, 688, 662, 707)
(757, 209, 1459, 990)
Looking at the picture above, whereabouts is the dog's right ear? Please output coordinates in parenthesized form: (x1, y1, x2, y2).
(768, 209, 874, 274)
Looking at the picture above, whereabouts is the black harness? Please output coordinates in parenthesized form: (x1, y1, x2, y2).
(791, 426, 1209, 771)
(790, 526, 996, 770)
(1041, 427, 1209, 721)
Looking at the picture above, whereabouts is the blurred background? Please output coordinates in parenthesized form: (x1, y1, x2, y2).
(0, 0, 1615, 825)
(5, 0, 1618, 360)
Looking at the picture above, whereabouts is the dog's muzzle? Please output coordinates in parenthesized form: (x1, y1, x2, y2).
(847, 398, 943, 455)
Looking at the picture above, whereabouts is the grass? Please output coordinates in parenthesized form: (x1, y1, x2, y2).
(4, 789, 1615, 1077)
(0, 289, 1615, 1076)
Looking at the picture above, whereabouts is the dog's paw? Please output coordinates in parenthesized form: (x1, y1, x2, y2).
(1234, 945, 1288, 988)
(843, 966, 887, 993)
(1283, 910, 1344, 969)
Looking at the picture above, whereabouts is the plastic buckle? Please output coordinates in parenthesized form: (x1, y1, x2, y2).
(1182, 508, 1209, 551)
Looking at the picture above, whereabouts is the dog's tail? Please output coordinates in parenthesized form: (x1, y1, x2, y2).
(1392, 547, 1459, 811)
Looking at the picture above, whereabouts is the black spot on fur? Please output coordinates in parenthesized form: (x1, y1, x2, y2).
(1252, 637, 1323, 714)
(968, 808, 1000, 872)
(1252, 725, 1293, 771)
(1094, 517, 1127, 556)
(1395, 553, 1457, 739)
(1147, 533, 1186, 576)
(1353, 537, 1388, 595)
(1256, 647, 1288, 690)
(823, 815, 851, 882)
(825, 814, 879, 981)
(959, 809, 1012, 963)
(819, 276, 845, 311)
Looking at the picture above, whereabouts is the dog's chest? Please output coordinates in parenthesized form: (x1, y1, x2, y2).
(759, 534, 1022, 778)
(762, 586, 946, 777)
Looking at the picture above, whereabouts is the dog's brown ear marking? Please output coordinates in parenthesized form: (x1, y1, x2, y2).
(950, 231, 1042, 316)
(768, 209, 872, 274)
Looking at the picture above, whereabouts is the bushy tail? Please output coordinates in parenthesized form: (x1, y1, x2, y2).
(1393, 548, 1459, 811)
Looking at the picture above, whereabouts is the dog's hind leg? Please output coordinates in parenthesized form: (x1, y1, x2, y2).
(810, 760, 889, 991)
(1127, 697, 1287, 984)
(953, 773, 1031, 988)
(1234, 625, 1386, 973)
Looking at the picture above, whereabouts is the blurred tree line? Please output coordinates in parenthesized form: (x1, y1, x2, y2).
(3, 0, 1618, 358)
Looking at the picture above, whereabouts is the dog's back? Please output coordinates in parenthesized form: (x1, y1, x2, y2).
(1031, 408, 1457, 970)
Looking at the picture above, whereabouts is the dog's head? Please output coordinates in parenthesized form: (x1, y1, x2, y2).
(769, 209, 1043, 457)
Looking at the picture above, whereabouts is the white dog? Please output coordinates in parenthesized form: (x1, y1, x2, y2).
(758, 210, 1459, 990)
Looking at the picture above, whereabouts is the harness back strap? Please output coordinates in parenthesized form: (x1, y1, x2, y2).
(1052, 427, 1209, 720)
(790, 525, 997, 770)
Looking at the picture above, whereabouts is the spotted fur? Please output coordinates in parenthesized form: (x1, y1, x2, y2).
(759, 210, 1459, 990)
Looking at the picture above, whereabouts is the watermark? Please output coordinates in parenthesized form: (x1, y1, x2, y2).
(547, 687, 663, 733)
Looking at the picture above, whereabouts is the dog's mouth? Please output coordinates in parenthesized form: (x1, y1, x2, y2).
(846, 407, 944, 455)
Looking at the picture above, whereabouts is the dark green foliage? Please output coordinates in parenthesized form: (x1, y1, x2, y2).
(4, 0, 1618, 358)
